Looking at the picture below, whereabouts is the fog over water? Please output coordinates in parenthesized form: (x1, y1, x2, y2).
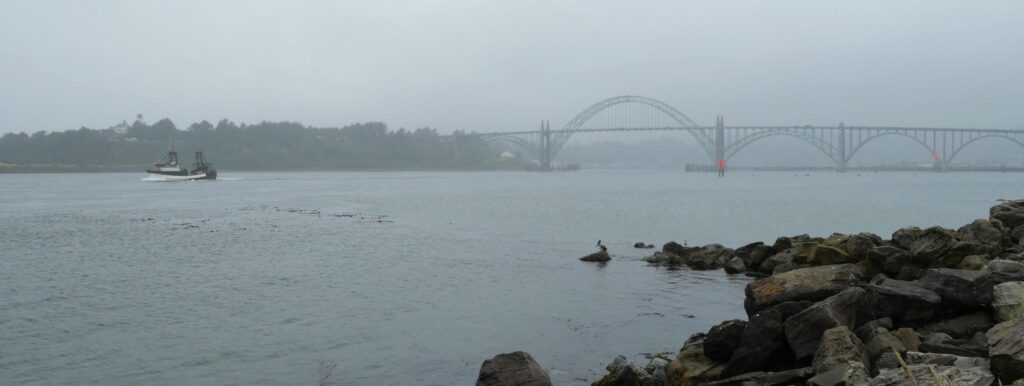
(2, 1, 1023, 136)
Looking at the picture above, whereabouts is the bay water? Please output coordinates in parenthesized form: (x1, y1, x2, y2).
(1, 170, 1019, 385)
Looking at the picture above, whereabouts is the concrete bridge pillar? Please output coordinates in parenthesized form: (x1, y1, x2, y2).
(539, 120, 552, 171)
(837, 122, 847, 172)
(714, 115, 725, 177)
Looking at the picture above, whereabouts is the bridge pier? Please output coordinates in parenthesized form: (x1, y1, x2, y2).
(539, 120, 552, 172)
(715, 115, 725, 177)
(837, 122, 847, 172)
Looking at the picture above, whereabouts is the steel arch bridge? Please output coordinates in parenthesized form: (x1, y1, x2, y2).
(472, 95, 1024, 172)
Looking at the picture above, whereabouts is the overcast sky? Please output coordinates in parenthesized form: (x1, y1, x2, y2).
(1, 1, 1022, 135)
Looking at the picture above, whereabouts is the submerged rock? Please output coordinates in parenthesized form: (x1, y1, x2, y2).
(580, 251, 611, 262)
(633, 242, 655, 249)
(475, 351, 552, 386)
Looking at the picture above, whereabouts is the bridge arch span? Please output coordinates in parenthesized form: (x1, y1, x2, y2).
(551, 95, 714, 160)
(945, 135, 1024, 166)
(724, 129, 839, 164)
(846, 132, 936, 165)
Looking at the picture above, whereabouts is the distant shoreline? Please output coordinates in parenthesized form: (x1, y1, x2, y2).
(0, 164, 530, 174)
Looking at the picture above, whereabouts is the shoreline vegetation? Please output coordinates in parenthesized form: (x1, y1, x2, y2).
(0, 119, 522, 172)
(479, 200, 1024, 386)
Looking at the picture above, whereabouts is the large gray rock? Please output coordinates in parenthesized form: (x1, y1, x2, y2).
(724, 257, 746, 274)
(867, 246, 915, 276)
(592, 360, 651, 386)
(918, 330, 989, 358)
(869, 363, 995, 386)
(991, 199, 1024, 230)
(854, 317, 893, 342)
(993, 281, 1024, 322)
(841, 233, 883, 262)
(784, 287, 873, 359)
(808, 245, 852, 266)
(921, 268, 995, 309)
(988, 259, 1024, 274)
(909, 226, 956, 264)
(812, 326, 868, 375)
(476, 351, 552, 386)
(864, 328, 908, 365)
(893, 328, 921, 351)
(662, 241, 699, 258)
(958, 254, 991, 270)
(866, 276, 942, 322)
(919, 312, 995, 339)
(643, 251, 681, 265)
(904, 351, 989, 369)
(987, 317, 1024, 383)
(937, 241, 993, 269)
(704, 367, 815, 386)
(666, 334, 726, 386)
(760, 243, 817, 274)
(891, 226, 923, 251)
(808, 362, 870, 386)
(744, 264, 866, 315)
(724, 301, 810, 376)
(686, 244, 735, 270)
(957, 219, 1005, 252)
(704, 320, 747, 362)
(734, 241, 772, 270)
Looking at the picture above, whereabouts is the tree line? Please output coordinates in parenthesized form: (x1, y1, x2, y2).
(0, 119, 503, 170)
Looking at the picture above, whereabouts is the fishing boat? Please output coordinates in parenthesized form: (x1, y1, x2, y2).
(146, 147, 217, 180)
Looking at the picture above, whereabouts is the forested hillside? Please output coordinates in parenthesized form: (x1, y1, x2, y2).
(0, 119, 497, 170)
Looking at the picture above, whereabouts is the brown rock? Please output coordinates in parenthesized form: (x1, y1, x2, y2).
(743, 264, 866, 316)
(476, 351, 552, 386)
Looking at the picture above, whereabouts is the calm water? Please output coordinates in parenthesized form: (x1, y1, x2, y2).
(1, 170, 1020, 385)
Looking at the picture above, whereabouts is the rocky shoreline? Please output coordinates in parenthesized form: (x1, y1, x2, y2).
(477, 200, 1024, 386)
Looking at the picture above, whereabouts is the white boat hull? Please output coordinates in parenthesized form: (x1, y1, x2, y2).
(145, 172, 210, 181)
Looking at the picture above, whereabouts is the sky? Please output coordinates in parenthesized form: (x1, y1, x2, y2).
(1, 1, 1023, 135)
